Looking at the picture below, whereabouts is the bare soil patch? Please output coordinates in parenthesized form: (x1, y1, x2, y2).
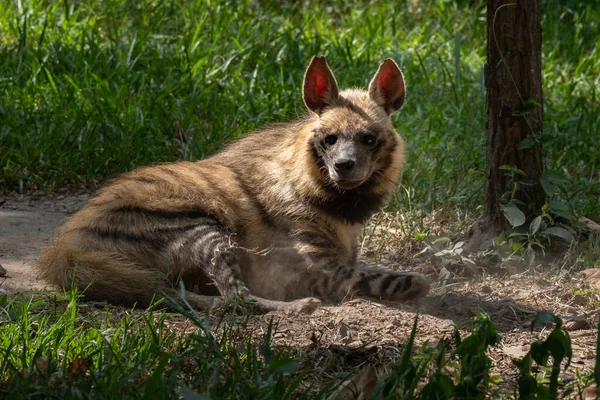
(0, 192, 90, 293)
(242, 276, 597, 391)
(0, 193, 597, 390)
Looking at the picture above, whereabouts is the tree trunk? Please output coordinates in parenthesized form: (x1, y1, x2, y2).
(484, 0, 544, 233)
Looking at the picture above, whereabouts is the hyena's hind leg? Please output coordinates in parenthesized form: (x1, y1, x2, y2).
(178, 221, 320, 314)
(172, 219, 248, 298)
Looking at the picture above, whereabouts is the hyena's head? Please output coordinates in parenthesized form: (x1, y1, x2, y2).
(303, 56, 406, 191)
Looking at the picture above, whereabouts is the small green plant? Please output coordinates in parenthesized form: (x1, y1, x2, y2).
(452, 309, 502, 398)
(494, 205, 576, 270)
(499, 166, 574, 235)
(513, 311, 573, 399)
(496, 165, 577, 269)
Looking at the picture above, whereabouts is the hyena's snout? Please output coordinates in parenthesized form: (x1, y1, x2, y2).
(329, 141, 369, 189)
(333, 158, 355, 173)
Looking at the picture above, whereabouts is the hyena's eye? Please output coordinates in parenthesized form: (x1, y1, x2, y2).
(323, 135, 338, 146)
(362, 134, 376, 146)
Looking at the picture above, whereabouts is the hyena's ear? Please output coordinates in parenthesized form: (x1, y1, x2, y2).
(368, 59, 406, 114)
(303, 56, 339, 115)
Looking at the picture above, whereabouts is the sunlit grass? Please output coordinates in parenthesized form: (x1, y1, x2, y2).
(1, 0, 597, 220)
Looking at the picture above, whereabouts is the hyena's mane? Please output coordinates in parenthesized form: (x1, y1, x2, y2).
(219, 117, 388, 224)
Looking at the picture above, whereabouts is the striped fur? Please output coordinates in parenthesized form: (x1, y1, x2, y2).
(38, 57, 429, 312)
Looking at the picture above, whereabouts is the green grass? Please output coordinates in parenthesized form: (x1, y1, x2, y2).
(1, 0, 598, 220)
(0, 292, 337, 399)
(1, 291, 596, 399)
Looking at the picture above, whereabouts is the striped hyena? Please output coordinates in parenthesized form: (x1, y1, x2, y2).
(39, 56, 430, 313)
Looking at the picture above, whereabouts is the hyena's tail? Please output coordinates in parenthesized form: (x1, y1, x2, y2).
(38, 244, 166, 308)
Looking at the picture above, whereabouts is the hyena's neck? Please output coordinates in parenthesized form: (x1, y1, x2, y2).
(283, 118, 400, 225)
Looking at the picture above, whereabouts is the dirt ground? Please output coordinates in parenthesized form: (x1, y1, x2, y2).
(0, 192, 598, 391)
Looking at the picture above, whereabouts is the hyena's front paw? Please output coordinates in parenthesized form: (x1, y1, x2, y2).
(391, 273, 430, 302)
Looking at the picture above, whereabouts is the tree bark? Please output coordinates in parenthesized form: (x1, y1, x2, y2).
(484, 0, 544, 233)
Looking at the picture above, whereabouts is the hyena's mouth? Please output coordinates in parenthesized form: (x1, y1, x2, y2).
(329, 166, 373, 190)
(334, 179, 365, 190)
(329, 168, 371, 190)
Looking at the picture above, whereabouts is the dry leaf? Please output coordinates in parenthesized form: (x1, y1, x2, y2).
(67, 357, 92, 379)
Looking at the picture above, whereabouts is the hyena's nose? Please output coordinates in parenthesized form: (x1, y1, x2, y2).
(334, 158, 355, 172)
